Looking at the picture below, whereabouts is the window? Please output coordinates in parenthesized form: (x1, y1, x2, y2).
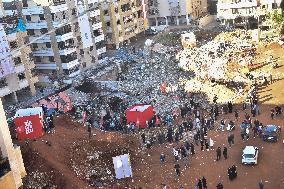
(63, 14, 66, 19)
(26, 15, 31, 21)
(49, 56, 55, 62)
(106, 21, 110, 26)
(32, 43, 38, 49)
(0, 79, 7, 88)
(14, 57, 22, 65)
(90, 46, 93, 51)
(40, 28, 48, 34)
(46, 42, 51, 48)
(72, 8, 77, 15)
(39, 14, 45, 20)
(18, 73, 26, 80)
(34, 56, 41, 62)
(22, 0, 28, 7)
(52, 13, 55, 21)
(9, 41, 17, 49)
(80, 49, 84, 55)
(27, 29, 35, 35)
(104, 10, 108, 15)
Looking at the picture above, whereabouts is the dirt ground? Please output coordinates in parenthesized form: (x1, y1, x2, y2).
(19, 40, 284, 189)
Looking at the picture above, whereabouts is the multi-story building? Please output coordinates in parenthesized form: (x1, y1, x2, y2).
(0, 98, 26, 189)
(217, 0, 282, 29)
(100, 0, 148, 49)
(21, 0, 106, 83)
(147, 0, 207, 26)
(0, 0, 37, 103)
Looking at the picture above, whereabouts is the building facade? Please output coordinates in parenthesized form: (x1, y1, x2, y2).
(147, 0, 207, 26)
(0, 98, 26, 189)
(21, 0, 106, 83)
(0, 0, 37, 103)
(100, 0, 148, 49)
(217, 0, 282, 29)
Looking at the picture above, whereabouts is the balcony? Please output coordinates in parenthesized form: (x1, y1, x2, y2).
(50, 3, 68, 13)
(26, 21, 48, 30)
(92, 22, 102, 30)
(59, 47, 76, 56)
(0, 87, 10, 97)
(69, 70, 81, 78)
(97, 46, 106, 55)
(4, 10, 17, 16)
(22, 7, 44, 15)
(95, 34, 104, 43)
(35, 63, 57, 70)
(11, 50, 21, 58)
(53, 20, 70, 28)
(55, 32, 73, 42)
(15, 64, 25, 73)
(33, 48, 54, 57)
(6, 33, 16, 42)
(88, 0, 99, 3)
(29, 35, 51, 43)
(217, 1, 257, 9)
(62, 59, 80, 69)
(90, 9, 100, 17)
(19, 79, 29, 89)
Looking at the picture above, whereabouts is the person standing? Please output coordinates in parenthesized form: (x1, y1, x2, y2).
(198, 179, 203, 189)
(141, 132, 146, 144)
(216, 183, 223, 189)
(216, 147, 221, 161)
(202, 176, 207, 189)
(234, 110, 239, 120)
(259, 180, 264, 189)
(200, 140, 204, 151)
(191, 143, 195, 155)
(174, 163, 181, 176)
(87, 125, 92, 139)
(271, 109, 275, 119)
(223, 147, 228, 159)
(160, 153, 165, 163)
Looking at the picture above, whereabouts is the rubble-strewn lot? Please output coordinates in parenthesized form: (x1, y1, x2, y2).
(18, 26, 284, 189)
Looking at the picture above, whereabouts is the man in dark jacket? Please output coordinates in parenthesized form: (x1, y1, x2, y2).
(216, 147, 221, 161)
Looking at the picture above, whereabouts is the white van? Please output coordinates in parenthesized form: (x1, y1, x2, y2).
(242, 146, 259, 165)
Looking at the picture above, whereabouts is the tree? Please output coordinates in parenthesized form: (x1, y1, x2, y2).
(267, 10, 284, 29)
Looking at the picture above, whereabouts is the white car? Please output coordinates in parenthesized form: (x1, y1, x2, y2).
(242, 146, 259, 165)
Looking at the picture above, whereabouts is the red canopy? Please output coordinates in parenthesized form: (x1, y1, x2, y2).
(125, 104, 154, 129)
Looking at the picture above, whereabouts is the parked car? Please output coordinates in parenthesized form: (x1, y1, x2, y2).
(262, 125, 281, 142)
(145, 27, 159, 35)
(242, 146, 259, 165)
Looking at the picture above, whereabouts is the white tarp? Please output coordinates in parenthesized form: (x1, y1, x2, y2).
(0, 24, 15, 78)
(15, 107, 43, 118)
(75, 0, 93, 49)
(112, 154, 132, 179)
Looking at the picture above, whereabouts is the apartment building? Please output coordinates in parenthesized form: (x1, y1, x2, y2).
(100, 0, 148, 49)
(147, 0, 207, 26)
(0, 0, 37, 103)
(217, 0, 282, 29)
(22, 0, 106, 83)
(0, 98, 26, 189)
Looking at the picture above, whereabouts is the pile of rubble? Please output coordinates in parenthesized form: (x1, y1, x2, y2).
(23, 170, 57, 189)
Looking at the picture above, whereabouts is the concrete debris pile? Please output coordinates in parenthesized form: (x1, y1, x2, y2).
(184, 79, 239, 103)
(117, 48, 195, 114)
(23, 170, 57, 189)
(177, 30, 256, 84)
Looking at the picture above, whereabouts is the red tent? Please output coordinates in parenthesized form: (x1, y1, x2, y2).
(14, 107, 44, 140)
(125, 104, 154, 129)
